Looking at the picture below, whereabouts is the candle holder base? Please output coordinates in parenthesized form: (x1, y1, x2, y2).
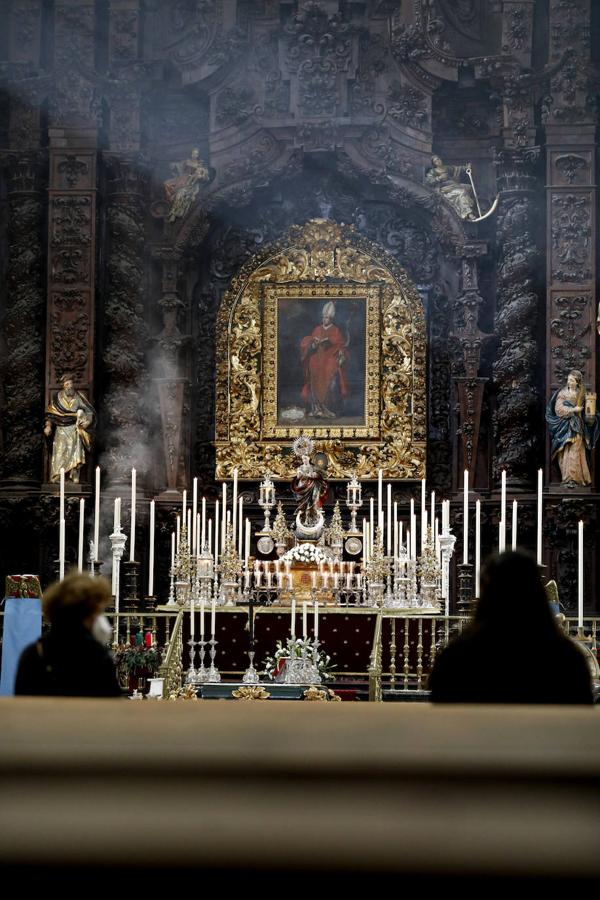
(457, 563, 474, 616)
(242, 651, 260, 684)
(122, 560, 140, 613)
(144, 594, 157, 613)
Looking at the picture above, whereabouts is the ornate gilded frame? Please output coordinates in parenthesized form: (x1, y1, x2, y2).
(214, 219, 426, 480)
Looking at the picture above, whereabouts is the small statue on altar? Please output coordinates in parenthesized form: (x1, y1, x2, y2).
(164, 148, 211, 223)
(291, 435, 328, 536)
(546, 369, 600, 486)
(44, 373, 96, 483)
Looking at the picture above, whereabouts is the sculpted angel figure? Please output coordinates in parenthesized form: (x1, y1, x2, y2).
(425, 154, 478, 221)
(164, 148, 211, 223)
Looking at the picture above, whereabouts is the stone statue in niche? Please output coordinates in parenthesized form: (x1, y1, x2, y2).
(546, 369, 600, 486)
(44, 373, 96, 483)
(425, 155, 479, 220)
(164, 149, 211, 223)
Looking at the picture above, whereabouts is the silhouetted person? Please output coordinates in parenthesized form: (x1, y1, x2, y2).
(429, 551, 593, 704)
(15, 573, 122, 697)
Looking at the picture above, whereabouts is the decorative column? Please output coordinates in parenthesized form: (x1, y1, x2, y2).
(0, 1, 47, 490)
(493, 147, 542, 489)
(452, 241, 489, 491)
(45, 0, 100, 486)
(0, 153, 47, 489)
(102, 154, 149, 483)
(152, 247, 188, 499)
(543, 0, 596, 490)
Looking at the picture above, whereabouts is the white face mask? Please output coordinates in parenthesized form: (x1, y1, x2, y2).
(91, 614, 113, 645)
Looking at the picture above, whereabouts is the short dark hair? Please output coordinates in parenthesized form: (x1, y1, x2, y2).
(43, 572, 112, 625)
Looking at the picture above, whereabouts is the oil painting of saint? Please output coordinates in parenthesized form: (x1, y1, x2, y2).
(277, 297, 366, 427)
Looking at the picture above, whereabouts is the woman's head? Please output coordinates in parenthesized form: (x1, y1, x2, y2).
(43, 573, 112, 629)
(474, 550, 558, 636)
(567, 369, 583, 391)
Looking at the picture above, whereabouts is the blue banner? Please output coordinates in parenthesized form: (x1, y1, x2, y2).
(0, 597, 42, 696)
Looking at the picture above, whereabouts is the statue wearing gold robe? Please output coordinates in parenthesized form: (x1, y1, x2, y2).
(44, 375, 95, 483)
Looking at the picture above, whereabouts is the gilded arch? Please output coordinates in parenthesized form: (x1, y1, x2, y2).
(214, 218, 427, 481)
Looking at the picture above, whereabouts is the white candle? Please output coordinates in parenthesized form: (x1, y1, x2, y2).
(176, 514, 180, 551)
(537, 468, 543, 565)
(200, 600, 205, 637)
(196, 513, 201, 558)
(362, 518, 368, 563)
(59, 467, 65, 524)
(182, 488, 186, 521)
(192, 477, 198, 556)
(208, 518, 212, 555)
(500, 470, 506, 555)
(94, 465, 100, 562)
(421, 478, 426, 553)
(512, 500, 518, 552)
(187, 508, 191, 544)
(113, 496, 119, 532)
(221, 483, 227, 549)
(290, 597, 296, 638)
(369, 497, 374, 548)
(59, 517, 65, 581)
(410, 499, 416, 560)
(238, 497, 243, 557)
(475, 499, 481, 599)
(302, 602, 308, 639)
(578, 520, 583, 629)
(311, 571, 317, 589)
(201, 497, 206, 550)
(498, 520, 503, 554)
(393, 508, 398, 562)
(78, 497, 84, 573)
(463, 470, 469, 565)
(377, 469, 383, 522)
(129, 468, 136, 561)
(214, 500, 219, 563)
(211, 597, 216, 636)
(386, 484, 392, 556)
(314, 601, 319, 639)
(232, 468, 238, 546)
(190, 590, 195, 638)
(148, 500, 155, 595)
(244, 518, 250, 566)
(171, 531, 175, 569)
(430, 490, 435, 535)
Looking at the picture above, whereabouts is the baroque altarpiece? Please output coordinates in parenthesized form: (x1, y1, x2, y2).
(0, 0, 598, 614)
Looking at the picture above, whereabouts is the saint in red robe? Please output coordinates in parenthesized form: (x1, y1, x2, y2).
(300, 323, 348, 418)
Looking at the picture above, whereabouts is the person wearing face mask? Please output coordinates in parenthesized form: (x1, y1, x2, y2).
(15, 573, 122, 697)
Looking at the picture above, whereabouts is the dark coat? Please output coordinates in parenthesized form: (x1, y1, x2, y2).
(15, 625, 122, 698)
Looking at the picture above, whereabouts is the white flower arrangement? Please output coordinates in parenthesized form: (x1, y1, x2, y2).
(282, 543, 328, 565)
(262, 638, 335, 682)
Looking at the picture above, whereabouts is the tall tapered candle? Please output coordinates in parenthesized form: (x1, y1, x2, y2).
(430, 491, 435, 536)
(302, 602, 308, 639)
(211, 596, 216, 636)
(78, 497, 85, 573)
(578, 520, 584, 629)
(244, 518, 250, 566)
(215, 500, 221, 566)
(129, 467, 136, 561)
(59, 466, 65, 524)
(176, 515, 180, 551)
(171, 531, 175, 569)
(410, 499, 416, 560)
(238, 497, 244, 557)
(94, 465, 100, 562)
(393, 503, 398, 560)
(187, 508, 191, 543)
(463, 470, 469, 565)
(362, 519, 368, 564)
(537, 468, 543, 565)
(386, 484, 392, 556)
(190, 586, 195, 638)
(512, 500, 518, 552)
(475, 499, 481, 598)
(232, 468, 238, 547)
(369, 497, 374, 549)
(221, 483, 227, 549)
(377, 469, 383, 522)
(201, 497, 206, 550)
(182, 489, 186, 521)
(59, 517, 65, 581)
(290, 597, 296, 638)
(421, 478, 426, 553)
(192, 477, 198, 555)
(148, 500, 155, 596)
(208, 518, 212, 555)
(314, 601, 319, 639)
(113, 496, 119, 532)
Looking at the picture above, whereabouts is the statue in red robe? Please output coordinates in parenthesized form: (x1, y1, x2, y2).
(300, 301, 348, 418)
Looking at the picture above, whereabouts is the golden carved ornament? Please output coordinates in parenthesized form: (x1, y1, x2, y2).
(231, 685, 271, 701)
(303, 686, 342, 702)
(215, 219, 426, 480)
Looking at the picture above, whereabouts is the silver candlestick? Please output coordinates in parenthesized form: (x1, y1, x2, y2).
(207, 637, 221, 682)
